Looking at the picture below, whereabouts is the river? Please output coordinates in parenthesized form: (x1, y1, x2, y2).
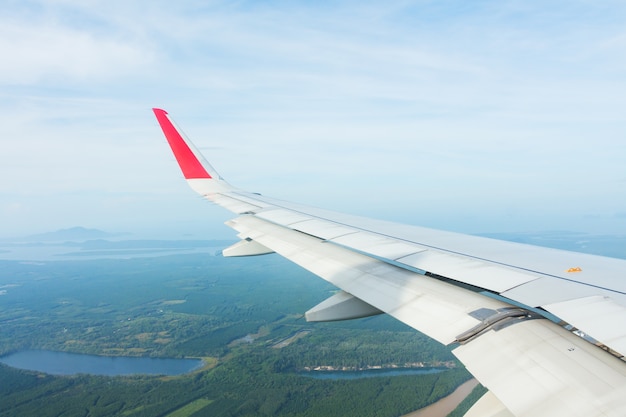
(0, 350, 203, 376)
(402, 378, 480, 417)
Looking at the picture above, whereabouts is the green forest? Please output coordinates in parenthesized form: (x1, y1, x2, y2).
(0, 247, 478, 416)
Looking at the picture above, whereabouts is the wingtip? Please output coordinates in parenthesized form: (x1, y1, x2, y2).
(152, 108, 212, 180)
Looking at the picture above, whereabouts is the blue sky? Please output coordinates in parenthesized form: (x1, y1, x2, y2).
(1, 0, 625, 239)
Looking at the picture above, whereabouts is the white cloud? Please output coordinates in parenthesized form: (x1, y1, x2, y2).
(0, 18, 155, 85)
(0, 0, 625, 237)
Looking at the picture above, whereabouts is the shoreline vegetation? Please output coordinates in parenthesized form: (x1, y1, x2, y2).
(0, 242, 477, 416)
(301, 361, 455, 372)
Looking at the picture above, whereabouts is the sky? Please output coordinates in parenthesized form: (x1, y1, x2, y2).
(1, 0, 626, 239)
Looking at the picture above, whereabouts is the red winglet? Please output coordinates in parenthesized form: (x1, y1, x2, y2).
(153, 108, 212, 179)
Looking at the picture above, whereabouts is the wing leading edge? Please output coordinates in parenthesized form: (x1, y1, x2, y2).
(152, 108, 626, 417)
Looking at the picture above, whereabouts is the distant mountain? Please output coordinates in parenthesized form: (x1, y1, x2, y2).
(16, 227, 128, 242)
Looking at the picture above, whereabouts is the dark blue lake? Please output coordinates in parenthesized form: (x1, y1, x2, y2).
(0, 350, 203, 376)
(298, 367, 445, 380)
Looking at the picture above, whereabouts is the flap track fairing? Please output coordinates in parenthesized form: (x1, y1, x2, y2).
(223, 238, 274, 257)
(305, 290, 384, 322)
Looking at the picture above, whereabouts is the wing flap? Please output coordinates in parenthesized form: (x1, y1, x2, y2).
(453, 319, 626, 417)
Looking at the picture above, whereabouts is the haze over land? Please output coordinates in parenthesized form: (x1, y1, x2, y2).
(3, 226, 624, 262)
(0, 227, 623, 415)
(0, 239, 476, 416)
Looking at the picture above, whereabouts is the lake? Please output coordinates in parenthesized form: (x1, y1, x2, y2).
(0, 350, 204, 376)
(298, 367, 446, 380)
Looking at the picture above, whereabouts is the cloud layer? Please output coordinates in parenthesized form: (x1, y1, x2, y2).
(1, 1, 625, 237)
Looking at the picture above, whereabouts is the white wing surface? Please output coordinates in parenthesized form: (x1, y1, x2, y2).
(153, 108, 626, 417)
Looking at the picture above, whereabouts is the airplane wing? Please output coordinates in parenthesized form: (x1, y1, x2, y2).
(153, 108, 626, 417)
